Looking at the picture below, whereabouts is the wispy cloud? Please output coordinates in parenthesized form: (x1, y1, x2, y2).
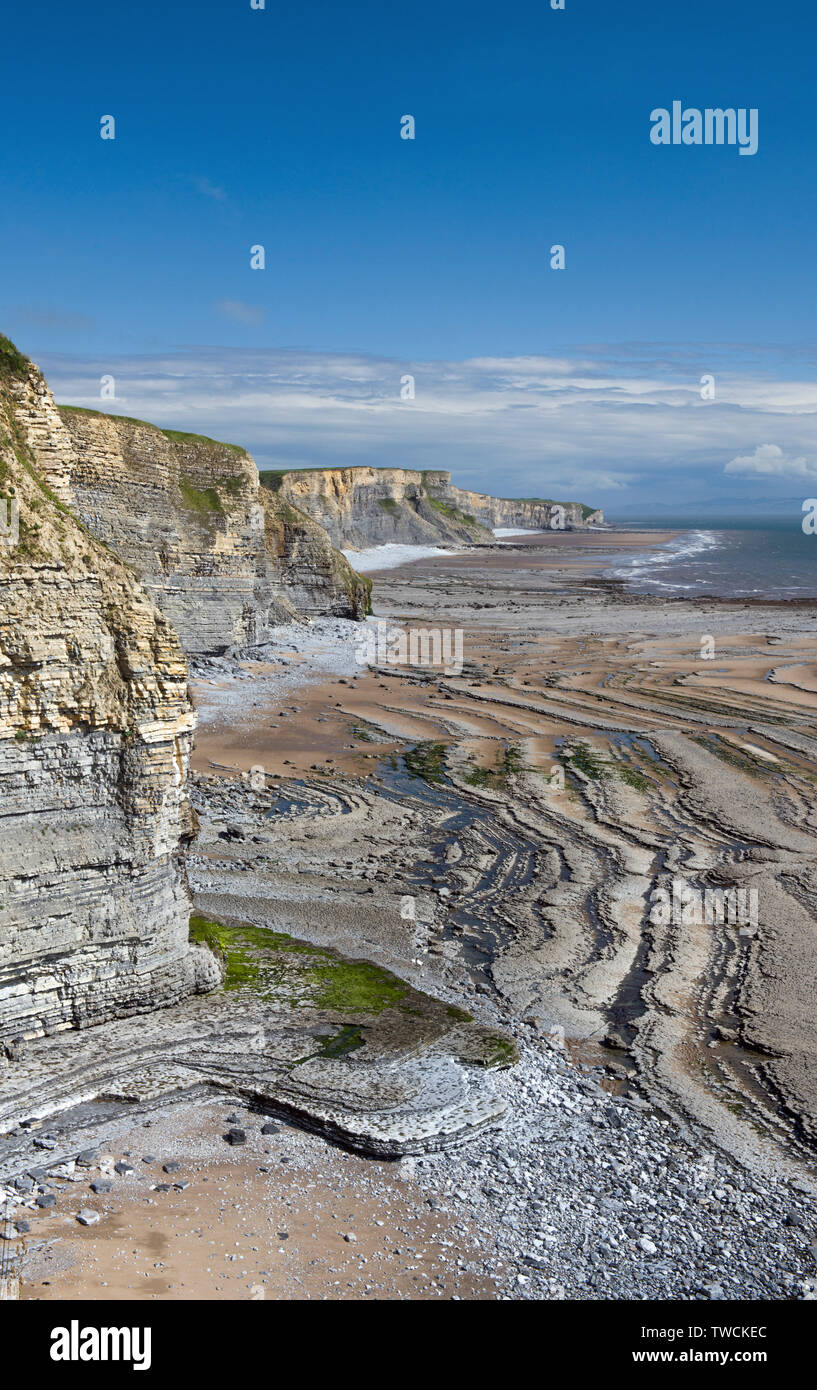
(192, 176, 227, 203)
(214, 300, 265, 327)
(10, 306, 94, 333)
(37, 344, 817, 510)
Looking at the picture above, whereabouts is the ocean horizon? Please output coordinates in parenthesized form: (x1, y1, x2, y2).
(603, 518, 817, 600)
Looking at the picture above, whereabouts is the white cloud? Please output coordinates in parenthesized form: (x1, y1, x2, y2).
(214, 300, 265, 327)
(192, 177, 227, 202)
(37, 345, 817, 509)
(724, 443, 817, 479)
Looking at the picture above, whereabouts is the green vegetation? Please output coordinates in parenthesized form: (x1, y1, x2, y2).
(0, 394, 89, 560)
(464, 742, 525, 788)
(316, 1025, 365, 1058)
(331, 550, 372, 616)
(160, 428, 246, 454)
(405, 741, 449, 784)
(309, 959, 408, 1013)
(378, 497, 399, 511)
(60, 405, 160, 429)
(217, 474, 244, 497)
(178, 476, 225, 516)
(691, 734, 776, 777)
(564, 742, 608, 779)
(258, 469, 288, 492)
(189, 915, 261, 988)
(276, 499, 306, 525)
(480, 1035, 521, 1069)
(351, 723, 375, 742)
(0, 335, 28, 380)
(464, 764, 495, 788)
(356, 570, 373, 615)
(258, 467, 328, 492)
(425, 494, 483, 529)
(562, 741, 652, 793)
(189, 914, 408, 1013)
(502, 743, 525, 775)
(615, 764, 651, 792)
(446, 1004, 473, 1022)
(59, 406, 247, 455)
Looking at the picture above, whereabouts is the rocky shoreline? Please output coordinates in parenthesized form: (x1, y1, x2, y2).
(4, 531, 817, 1300)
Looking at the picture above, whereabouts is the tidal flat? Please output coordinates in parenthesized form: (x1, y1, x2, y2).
(5, 529, 817, 1301)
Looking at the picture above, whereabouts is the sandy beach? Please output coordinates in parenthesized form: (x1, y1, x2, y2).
(7, 526, 817, 1302)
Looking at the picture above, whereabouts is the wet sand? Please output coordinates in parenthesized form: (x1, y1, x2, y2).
(12, 525, 817, 1301)
(21, 1102, 502, 1302)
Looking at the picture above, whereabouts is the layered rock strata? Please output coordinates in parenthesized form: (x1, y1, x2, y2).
(261, 466, 600, 548)
(0, 337, 216, 1045)
(11, 368, 368, 658)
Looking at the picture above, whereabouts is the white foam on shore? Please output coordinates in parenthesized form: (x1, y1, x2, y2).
(604, 529, 723, 589)
(491, 526, 545, 538)
(343, 543, 455, 572)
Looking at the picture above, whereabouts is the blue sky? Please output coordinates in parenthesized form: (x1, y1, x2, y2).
(2, 0, 815, 515)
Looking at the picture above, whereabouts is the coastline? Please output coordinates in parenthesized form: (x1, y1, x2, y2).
(8, 524, 817, 1302)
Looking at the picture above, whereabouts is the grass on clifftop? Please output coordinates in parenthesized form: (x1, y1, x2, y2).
(259, 467, 327, 491)
(0, 334, 28, 380)
(59, 405, 247, 454)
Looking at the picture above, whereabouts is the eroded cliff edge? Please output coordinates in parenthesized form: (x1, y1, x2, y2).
(11, 366, 369, 658)
(260, 466, 602, 549)
(0, 337, 218, 1045)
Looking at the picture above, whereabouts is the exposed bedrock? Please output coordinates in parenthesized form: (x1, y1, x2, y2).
(261, 465, 600, 549)
(10, 362, 368, 658)
(0, 337, 216, 1045)
(0, 986, 509, 1163)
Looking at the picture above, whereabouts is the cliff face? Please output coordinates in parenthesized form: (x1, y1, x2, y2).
(263, 467, 601, 548)
(262, 467, 493, 549)
(13, 375, 368, 659)
(433, 483, 603, 532)
(0, 338, 217, 1045)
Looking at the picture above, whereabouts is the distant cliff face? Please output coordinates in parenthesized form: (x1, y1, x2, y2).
(12, 372, 368, 659)
(262, 467, 494, 549)
(433, 483, 603, 532)
(0, 338, 218, 1045)
(262, 467, 601, 548)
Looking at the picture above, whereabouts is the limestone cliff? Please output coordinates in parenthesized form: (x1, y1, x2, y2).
(262, 467, 493, 549)
(434, 484, 604, 533)
(261, 467, 601, 548)
(0, 336, 217, 1045)
(13, 371, 369, 659)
